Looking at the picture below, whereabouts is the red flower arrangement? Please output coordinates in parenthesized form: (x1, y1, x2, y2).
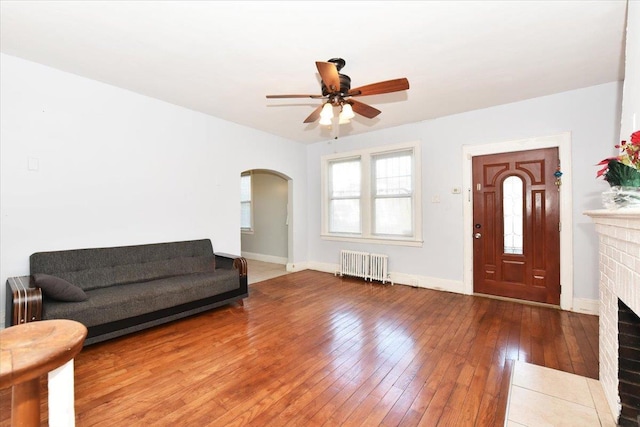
(596, 130, 640, 187)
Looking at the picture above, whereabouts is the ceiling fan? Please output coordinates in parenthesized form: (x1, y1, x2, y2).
(266, 58, 409, 125)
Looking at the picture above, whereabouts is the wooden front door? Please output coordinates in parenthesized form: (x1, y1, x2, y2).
(472, 147, 560, 305)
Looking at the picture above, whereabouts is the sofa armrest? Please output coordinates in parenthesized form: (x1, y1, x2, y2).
(214, 253, 248, 277)
(233, 257, 248, 278)
(5, 276, 43, 326)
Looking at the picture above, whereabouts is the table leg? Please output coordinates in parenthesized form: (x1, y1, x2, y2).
(48, 360, 76, 427)
(12, 377, 40, 427)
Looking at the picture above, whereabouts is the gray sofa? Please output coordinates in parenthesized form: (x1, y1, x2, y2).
(4, 239, 248, 345)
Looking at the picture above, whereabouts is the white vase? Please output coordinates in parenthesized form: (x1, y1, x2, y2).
(602, 186, 640, 209)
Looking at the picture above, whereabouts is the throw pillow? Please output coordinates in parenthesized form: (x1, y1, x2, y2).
(33, 273, 88, 302)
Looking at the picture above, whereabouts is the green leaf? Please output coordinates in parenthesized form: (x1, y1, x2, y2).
(604, 160, 640, 187)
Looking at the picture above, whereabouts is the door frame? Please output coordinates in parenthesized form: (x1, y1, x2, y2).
(461, 132, 573, 310)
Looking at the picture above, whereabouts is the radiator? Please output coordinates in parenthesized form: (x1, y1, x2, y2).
(338, 250, 370, 280)
(337, 250, 391, 284)
(369, 253, 389, 284)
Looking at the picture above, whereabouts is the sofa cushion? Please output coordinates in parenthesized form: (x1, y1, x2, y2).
(30, 239, 216, 291)
(42, 269, 240, 327)
(50, 255, 217, 291)
(33, 273, 88, 302)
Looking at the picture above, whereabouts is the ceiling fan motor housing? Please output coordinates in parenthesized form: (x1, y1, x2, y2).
(321, 74, 351, 97)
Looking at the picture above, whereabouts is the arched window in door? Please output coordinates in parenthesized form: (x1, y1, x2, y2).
(503, 175, 523, 255)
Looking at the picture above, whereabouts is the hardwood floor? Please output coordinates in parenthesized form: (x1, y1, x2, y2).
(0, 270, 599, 426)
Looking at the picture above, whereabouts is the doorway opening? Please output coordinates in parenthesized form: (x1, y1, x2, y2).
(240, 169, 292, 284)
(462, 132, 573, 310)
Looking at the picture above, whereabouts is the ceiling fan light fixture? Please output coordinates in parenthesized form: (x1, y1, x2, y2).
(319, 115, 333, 126)
(320, 103, 334, 120)
(339, 103, 355, 121)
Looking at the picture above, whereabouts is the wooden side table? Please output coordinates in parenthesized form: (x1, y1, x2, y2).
(0, 319, 87, 426)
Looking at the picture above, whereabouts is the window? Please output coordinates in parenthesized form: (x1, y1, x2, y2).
(372, 150, 413, 236)
(328, 158, 361, 234)
(240, 173, 252, 231)
(322, 142, 422, 246)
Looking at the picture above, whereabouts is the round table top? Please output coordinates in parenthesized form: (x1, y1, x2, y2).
(0, 319, 87, 389)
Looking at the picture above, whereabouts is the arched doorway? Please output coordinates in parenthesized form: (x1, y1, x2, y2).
(240, 169, 292, 284)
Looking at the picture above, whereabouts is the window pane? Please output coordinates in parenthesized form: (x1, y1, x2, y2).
(330, 159, 360, 198)
(374, 152, 412, 196)
(330, 199, 360, 233)
(240, 174, 251, 229)
(329, 158, 361, 234)
(503, 176, 523, 254)
(240, 201, 251, 229)
(240, 175, 251, 202)
(373, 150, 413, 236)
(374, 197, 412, 236)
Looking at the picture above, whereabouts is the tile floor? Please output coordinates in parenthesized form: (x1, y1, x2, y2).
(246, 259, 290, 284)
(244, 262, 618, 426)
(505, 361, 616, 427)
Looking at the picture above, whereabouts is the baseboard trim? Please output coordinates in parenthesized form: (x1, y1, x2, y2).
(307, 263, 465, 294)
(572, 298, 599, 315)
(292, 262, 600, 316)
(286, 262, 310, 272)
(306, 261, 335, 274)
(391, 272, 465, 294)
(241, 251, 287, 265)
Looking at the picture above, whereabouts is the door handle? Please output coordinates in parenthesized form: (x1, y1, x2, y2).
(474, 233, 482, 239)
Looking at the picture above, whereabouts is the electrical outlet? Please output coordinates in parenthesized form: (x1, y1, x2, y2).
(27, 157, 39, 171)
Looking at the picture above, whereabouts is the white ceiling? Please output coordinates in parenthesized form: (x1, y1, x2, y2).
(0, 1, 628, 144)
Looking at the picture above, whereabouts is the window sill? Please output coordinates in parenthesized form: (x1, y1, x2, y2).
(320, 234, 423, 247)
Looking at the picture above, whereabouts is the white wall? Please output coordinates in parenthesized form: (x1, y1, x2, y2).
(0, 53, 308, 322)
(620, 0, 639, 138)
(306, 81, 622, 302)
(241, 171, 288, 262)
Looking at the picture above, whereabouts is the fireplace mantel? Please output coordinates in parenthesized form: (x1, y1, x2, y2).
(585, 208, 640, 425)
(585, 208, 640, 221)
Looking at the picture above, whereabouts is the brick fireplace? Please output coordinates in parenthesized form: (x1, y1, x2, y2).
(586, 209, 640, 426)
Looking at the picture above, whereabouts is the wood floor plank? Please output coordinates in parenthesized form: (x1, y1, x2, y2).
(493, 358, 515, 426)
(0, 270, 600, 426)
(568, 312, 599, 379)
(518, 305, 532, 363)
(415, 354, 466, 426)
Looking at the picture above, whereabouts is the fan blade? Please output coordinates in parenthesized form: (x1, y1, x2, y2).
(303, 104, 323, 123)
(266, 94, 325, 99)
(350, 99, 381, 119)
(316, 61, 340, 93)
(348, 78, 409, 97)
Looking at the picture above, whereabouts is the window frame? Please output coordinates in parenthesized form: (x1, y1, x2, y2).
(321, 141, 423, 247)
